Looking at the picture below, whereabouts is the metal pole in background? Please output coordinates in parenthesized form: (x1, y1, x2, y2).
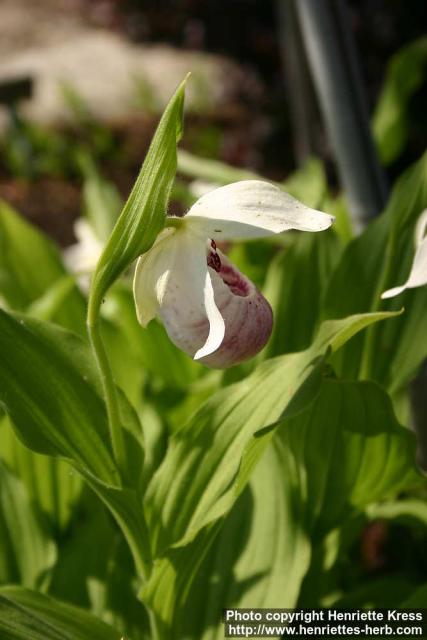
(276, 0, 319, 165)
(295, 0, 388, 230)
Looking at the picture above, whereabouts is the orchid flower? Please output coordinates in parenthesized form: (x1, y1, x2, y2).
(382, 208, 427, 299)
(133, 180, 334, 368)
(63, 219, 104, 291)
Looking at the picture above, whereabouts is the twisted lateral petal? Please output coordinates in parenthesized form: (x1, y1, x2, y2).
(133, 229, 225, 359)
(415, 208, 427, 247)
(382, 235, 427, 299)
(185, 180, 334, 240)
(382, 208, 427, 299)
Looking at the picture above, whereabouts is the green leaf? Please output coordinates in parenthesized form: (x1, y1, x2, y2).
(0, 416, 81, 531)
(144, 376, 419, 635)
(26, 277, 79, 325)
(323, 151, 427, 389)
(0, 587, 121, 640)
(277, 379, 420, 536)
(0, 310, 118, 485)
(373, 37, 427, 165)
(80, 157, 122, 242)
(90, 76, 187, 314)
(0, 462, 56, 589)
(184, 444, 309, 636)
(145, 311, 397, 558)
(263, 230, 342, 356)
(177, 149, 261, 185)
(334, 578, 416, 608)
(366, 498, 427, 528)
(282, 157, 327, 208)
(0, 309, 151, 577)
(0, 201, 86, 335)
(178, 152, 328, 210)
(402, 583, 427, 606)
(49, 492, 150, 640)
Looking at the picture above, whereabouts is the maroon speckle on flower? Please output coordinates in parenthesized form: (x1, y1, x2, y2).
(207, 246, 222, 272)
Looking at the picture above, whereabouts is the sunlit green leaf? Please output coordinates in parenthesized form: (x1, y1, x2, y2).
(0, 462, 56, 590)
(0, 202, 86, 335)
(145, 311, 397, 558)
(323, 151, 427, 390)
(0, 308, 153, 579)
(0, 310, 118, 485)
(282, 157, 327, 209)
(144, 377, 419, 635)
(366, 498, 427, 527)
(0, 587, 120, 640)
(80, 156, 122, 242)
(0, 416, 81, 531)
(264, 230, 342, 356)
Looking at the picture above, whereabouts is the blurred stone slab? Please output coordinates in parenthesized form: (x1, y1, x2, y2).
(0, 30, 257, 128)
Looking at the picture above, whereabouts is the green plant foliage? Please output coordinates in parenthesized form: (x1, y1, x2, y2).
(402, 583, 427, 606)
(140, 313, 398, 634)
(0, 462, 56, 589)
(0, 587, 121, 640)
(374, 37, 427, 165)
(0, 58, 426, 640)
(144, 313, 396, 558)
(264, 230, 342, 356)
(0, 311, 118, 483)
(79, 155, 123, 242)
(0, 202, 86, 334)
(0, 309, 151, 575)
(143, 376, 419, 635)
(323, 151, 427, 390)
(49, 493, 150, 639)
(0, 417, 81, 531)
(89, 76, 188, 315)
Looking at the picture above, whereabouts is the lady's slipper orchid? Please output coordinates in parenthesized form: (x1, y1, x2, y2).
(133, 180, 334, 368)
(382, 208, 427, 299)
(64, 218, 103, 284)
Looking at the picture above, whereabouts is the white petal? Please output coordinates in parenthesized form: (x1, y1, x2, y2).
(185, 180, 334, 240)
(382, 236, 427, 299)
(133, 229, 225, 359)
(63, 219, 103, 274)
(414, 208, 427, 248)
(193, 269, 225, 360)
(133, 228, 177, 326)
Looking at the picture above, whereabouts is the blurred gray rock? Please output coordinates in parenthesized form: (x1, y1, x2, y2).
(0, 23, 257, 129)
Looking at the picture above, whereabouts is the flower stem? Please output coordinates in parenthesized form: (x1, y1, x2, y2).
(87, 296, 126, 483)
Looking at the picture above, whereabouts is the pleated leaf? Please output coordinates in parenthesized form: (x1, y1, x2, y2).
(0, 462, 56, 589)
(0, 587, 120, 640)
(0, 310, 118, 486)
(143, 378, 419, 636)
(145, 311, 398, 557)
